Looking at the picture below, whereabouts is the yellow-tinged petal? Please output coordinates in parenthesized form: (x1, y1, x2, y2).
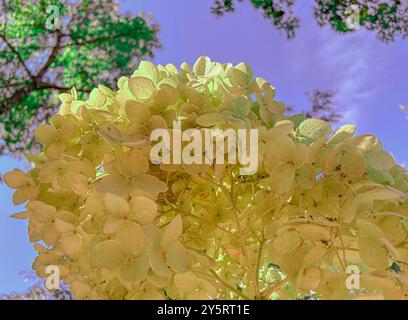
(42, 224, 59, 245)
(161, 215, 183, 247)
(104, 193, 129, 215)
(296, 224, 331, 242)
(327, 124, 356, 146)
(166, 242, 192, 273)
(302, 244, 327, 267)
(341, 151, 365, 177)
(149, 249, 171, 277)
(342, 188, 402, 223)
(174, 271, 200, 292)
(193, 56, 211, 75)
(129, 196, 158, 225)
(128, 76, 157, 100)
(134, 174, 168, 193)
(34, 124, 58, 145)
(297, 267, 321, 291)
(298, 119, 331, 143)
(143, 224, 161, 249)
(125, 100, 151, 121)
(10, 211, 30, 219)
(26, 201, 56, 223)
(115, 221, 145, 255)
(103, 215, 122, 234)
(135, 60, 159, 83)
(54, 218, 75, 233)
(358, 236, 389, 270)
(12, 189, 33, 205)
(119, 255, 149, 283)
(147, 271, 171, 288)
(365, 149, 395, 171)
(90, 240, 127, 270)
(61, 233, 83, 256)
(262, 162, 295, 195)
(195, 113, 223, 127)
(45, 141, 65, 160)
(117, 149, 149, 177)
(271, 230, 301, 254)
(70, 280, 91, 299)
(3, 169, 31, 189)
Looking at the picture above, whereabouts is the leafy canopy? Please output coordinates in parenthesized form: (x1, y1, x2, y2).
(4, 57, 408, 300)
(0, 0, 159, 155)
(211, 0, 408, 41)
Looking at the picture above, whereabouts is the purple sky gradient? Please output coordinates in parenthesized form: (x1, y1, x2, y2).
(127, 0, 408, 163)
(0, 0, 407, 293)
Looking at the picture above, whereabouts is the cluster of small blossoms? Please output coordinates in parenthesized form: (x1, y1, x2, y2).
(4, 57, 408, 299)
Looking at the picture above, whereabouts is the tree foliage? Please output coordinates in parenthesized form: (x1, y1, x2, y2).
(0, 270, 72, 300)
(211, 0, 408, 41)
(4, 57, 408, 300)
(0, 285, 72, 300)
(0, 0, 159, 156)
(286, 89, 342, 124)
(305, 89, 341, 123)
(212, 0, 300, 38)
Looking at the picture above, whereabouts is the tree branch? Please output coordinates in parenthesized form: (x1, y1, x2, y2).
(60, 32, 131, 48)
(0, 82, 90, 115)
(0, 34, 34, 79)
(37, 82, 91, 93)
(34, 29, 63, 81)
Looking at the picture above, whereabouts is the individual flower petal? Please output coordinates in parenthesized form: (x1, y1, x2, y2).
(119, 255, 149, 283)
(115, 221, 145, 255)
(34, 124, 58, 145)
(297, 267, 321, 291)
(26, 201, 56, 223)
(3, 169, 32, 189)
(104, 193, 130, 215)
(90, 240, 127, 270)
(298, 119, 331, 143)
(128, 76, 157, 100)
(148, 249, 171, 277)
(271, 229, 302, 254)
(129, 196, 158, 225)
(161, 215, 183, 248)
(166, 242, 192, 273)
(61, 233, 83, 256)
(358, 236, 389, 270)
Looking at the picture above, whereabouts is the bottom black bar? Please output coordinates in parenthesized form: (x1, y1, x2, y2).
(0, 299, 403, 319)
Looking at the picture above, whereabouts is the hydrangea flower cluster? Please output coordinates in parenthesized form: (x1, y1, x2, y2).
(4, 57, 408, 299)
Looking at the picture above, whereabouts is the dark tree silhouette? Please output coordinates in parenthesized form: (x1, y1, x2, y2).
(211, 0, 408, 41)
(305, 89, 342, 123)
(285, 89, 341, 123)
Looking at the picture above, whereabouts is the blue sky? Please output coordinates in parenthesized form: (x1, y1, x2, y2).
(0, 0, 407, 294)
